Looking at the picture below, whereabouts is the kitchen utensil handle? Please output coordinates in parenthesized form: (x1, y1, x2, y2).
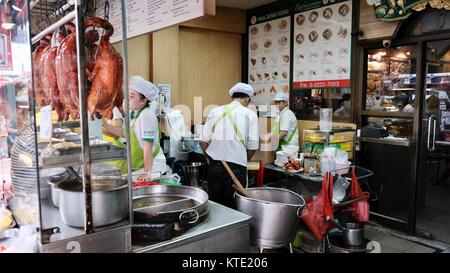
(221, 160, 249, 197)
(232, 184, 248, 197)
(427, 117, 432, 151)
(330, 219, 345, 231)
(179, 210, 199, 224)
(433, 119, 437, 151)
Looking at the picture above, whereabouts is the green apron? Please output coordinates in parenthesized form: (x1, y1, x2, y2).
(274, 108, 298, 151)
(104, 106, 161, 174)
(212, 104, 247, 149)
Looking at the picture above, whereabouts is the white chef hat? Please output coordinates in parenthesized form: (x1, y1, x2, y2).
(229, 82, 255, 97)
(272, 92, 289, 102)
(129, 75, 159, 102)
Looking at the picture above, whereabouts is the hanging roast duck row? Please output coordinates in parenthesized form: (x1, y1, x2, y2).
(32, 17, 124, 122)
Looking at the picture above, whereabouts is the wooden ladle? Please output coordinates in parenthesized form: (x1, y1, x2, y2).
(221, 160, 250, 197)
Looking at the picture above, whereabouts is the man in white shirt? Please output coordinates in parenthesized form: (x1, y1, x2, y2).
(199, 82, 259, 208)
(270, 92, 299, 150)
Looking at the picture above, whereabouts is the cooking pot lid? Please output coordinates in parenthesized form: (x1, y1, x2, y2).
(40, 167, 67, 177)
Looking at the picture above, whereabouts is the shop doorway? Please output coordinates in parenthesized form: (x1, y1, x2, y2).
(417, 39, 450, 244)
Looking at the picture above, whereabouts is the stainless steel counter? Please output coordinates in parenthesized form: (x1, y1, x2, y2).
(265, 163, 374, 184)
(132, 201, 252, 253)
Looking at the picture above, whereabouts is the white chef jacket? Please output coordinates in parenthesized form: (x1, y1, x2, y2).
(200, 100, 259, 167)
(277, 108, 299, 146)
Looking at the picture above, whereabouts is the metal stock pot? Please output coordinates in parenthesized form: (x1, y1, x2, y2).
(235, 187, 305, 248)
(56, 178, 129, 228)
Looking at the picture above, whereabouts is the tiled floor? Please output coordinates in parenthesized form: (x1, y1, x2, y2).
(353, 223, 450, 253)
(364, 225, 437, 253)
(249, 223, 448, 253)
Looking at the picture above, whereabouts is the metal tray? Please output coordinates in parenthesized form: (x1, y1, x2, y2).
(40, 145, 127, 168)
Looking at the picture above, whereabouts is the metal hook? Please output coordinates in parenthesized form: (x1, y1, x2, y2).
(83, 0, 89, 16)
(53, 1, 63, 17)
(45, 15, 50, 28)
(104, 0, 110, 21)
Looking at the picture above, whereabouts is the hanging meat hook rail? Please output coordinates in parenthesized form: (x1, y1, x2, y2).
(31, 10, 76, 44)
(53, 0, 75, 17)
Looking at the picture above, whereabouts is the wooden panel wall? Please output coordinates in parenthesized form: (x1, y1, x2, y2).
(152, 6, 246, 124)
(182, 6, 246, 34)
(179, 27, 243, 122)
(152, 26, 180, 104)
(114, 34, 152, 79)
(359, 0, 400, 40)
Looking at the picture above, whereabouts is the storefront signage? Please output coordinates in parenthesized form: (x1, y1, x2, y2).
(0, 30, 13, 71)
(369, 0, 450, 21)
(292, 0, 352, 89)
(248, 5, 291, 114)
(96, 0, 215, 43)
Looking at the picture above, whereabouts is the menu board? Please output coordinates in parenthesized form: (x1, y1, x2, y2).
(96, 0, 210, 43)
(248, 7, 291, 113)
(292, 0, 352, 89)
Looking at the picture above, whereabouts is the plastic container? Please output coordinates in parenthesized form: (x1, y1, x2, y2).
(320, 108, 333, 132)
(320, 155, 336, 176)
(275, 151, 289, 166)
(335, 161, 351, 175)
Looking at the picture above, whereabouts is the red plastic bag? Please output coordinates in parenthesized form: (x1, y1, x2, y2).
(350, 167, 370, 223)
(300, 172, 334, 240)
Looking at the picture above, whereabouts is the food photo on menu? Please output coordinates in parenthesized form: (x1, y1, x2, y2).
(292, 0, 353, 86)
(248, 13, 291, 113)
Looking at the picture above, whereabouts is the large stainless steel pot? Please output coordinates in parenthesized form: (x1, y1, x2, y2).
(40, 168, 66, 200)
(181, 162, 205, 188)
(56, 178, 129, 228)
(235, 187, 305, 248)
(133, 185, 208, 224)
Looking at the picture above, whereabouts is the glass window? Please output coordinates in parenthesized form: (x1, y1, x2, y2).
(365, 46, 416, 113)
(291, 87, 351, 120)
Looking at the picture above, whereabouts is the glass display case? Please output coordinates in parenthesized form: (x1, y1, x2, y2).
(302, 127, 356, 159)
(1, 0, 132, 253)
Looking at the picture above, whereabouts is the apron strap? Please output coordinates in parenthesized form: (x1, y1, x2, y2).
(276, 108, 298, 147)
(212, 104, 247, 149)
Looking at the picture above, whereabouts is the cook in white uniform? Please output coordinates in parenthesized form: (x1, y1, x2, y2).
(103, 76, 166, 180)
(199, 82, 259, 208)
(270, 92, 299, 150)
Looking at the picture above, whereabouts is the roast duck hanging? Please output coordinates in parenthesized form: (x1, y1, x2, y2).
(32, 17, 124, 121)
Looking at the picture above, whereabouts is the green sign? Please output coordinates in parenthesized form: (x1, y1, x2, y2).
(248, 6, 290, 25)
(373, 0, 450, 21)
(295, 0, 349, 13)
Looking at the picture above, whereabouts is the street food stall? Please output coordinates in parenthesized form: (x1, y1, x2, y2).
(6, 0, 441, 254)
(0, 0, 252, 253)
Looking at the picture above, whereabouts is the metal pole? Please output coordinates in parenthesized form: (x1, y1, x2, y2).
(75, 0, 93, 234)
(119, 0, 133, 225)
(31, 10, 76, 44)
